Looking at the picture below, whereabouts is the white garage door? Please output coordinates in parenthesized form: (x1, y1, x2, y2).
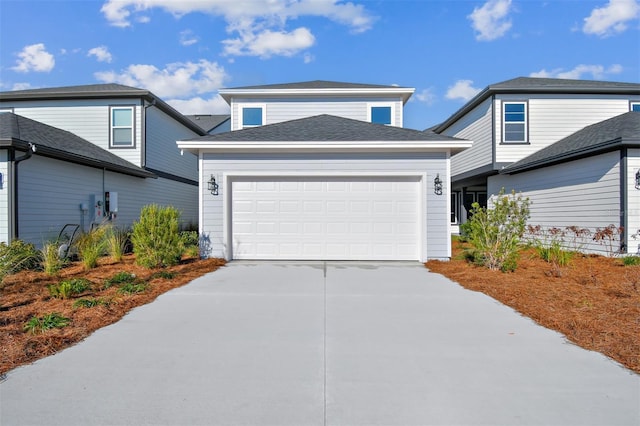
(230, 176, 421, 260)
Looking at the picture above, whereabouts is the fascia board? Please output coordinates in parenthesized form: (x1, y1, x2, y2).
(220, 87, 416, 104)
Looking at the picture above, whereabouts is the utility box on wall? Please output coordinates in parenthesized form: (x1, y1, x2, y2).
(91, 194, 103, 222)
(105, 191, 118, 214)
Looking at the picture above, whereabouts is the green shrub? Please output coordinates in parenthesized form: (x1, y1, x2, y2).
(151, 270, 175, 280)
(48, 278, 92, 299)
(131, 204, 184, 268)
(118, 281, 147, 295)
(24, 313, 70, 334)
(622, 256, 640, 266)
(460, 188, 530, 272)
(0, 240, 41, 282)
(75, 227, 107, 270)
(73, 298, 109, 308)
(103, 271, 137, 289)
(40, 242, 66, 276)
(106, 226, 131, 262)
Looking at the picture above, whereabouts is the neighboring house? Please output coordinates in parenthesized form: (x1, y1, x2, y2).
(178, 81, 471, 262)
(434, 77, 640, 254)
(0, 84, 206, 246)
(186, 114, 231, 134)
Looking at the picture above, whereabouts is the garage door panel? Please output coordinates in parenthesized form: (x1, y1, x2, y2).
(231, 177, 420, 260)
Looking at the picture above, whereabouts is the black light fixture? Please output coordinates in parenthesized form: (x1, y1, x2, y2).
(434, 174, 443, 195)
(207, 174, 219, 196)
(636, 169, 640, 190)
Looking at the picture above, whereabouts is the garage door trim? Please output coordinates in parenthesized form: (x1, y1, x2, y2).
(222, 171, 428, 261)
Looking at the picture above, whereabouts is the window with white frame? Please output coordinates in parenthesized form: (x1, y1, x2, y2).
(110, 106, 134, 147)
(631, 102, 640, 112)
(502, 102, 527, 143)
(368, 104, 394, 126)
(240, 105, 265, 128)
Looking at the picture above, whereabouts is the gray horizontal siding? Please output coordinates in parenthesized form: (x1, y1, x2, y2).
(488, 151, 621, 255)
(200, 152, 450, 260)
(447, 98, 493, 178)
(628, 149, 640, 254)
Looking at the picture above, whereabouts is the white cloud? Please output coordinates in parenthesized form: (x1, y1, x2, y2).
(530, 64, 624, 79)
(303, 52, 315, 64)
(223, 27, 315, 58)
(94, 59, 228, 98)
(445, 80, 481, 101)
(100, 0, 375, 58)
(166, 95, 230, 115)
(468, 0, 513, 41)
(583, 0, 640, 37)
(12, 43, 55, 73)
(180, 30, 199, 46)
(12, 82, 33, 91)
(415, 88, 437, 105)
(88, 46, 113, 63)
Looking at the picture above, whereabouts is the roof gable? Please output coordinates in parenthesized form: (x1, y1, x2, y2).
(501, 111, 640, 174)
(0, 113, 155, 178)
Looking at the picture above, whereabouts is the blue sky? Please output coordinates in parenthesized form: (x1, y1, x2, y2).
(1, 0, 639, 129)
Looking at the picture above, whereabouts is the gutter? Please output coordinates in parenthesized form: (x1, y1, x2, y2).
(11, 143, 36, 240)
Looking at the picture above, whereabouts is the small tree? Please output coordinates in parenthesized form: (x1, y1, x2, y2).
(131, 204, 183, 268)
(461, 188, 530, 272)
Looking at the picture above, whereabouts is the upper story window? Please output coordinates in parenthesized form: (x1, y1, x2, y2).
(368, 103, 395, 126)
(110, 106, 134, 148)
(631, 102, 640, 111)
(240, 105, 266, 129)
(502, 102, 528, 143)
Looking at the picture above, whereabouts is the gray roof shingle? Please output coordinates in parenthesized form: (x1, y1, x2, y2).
(185, 114, 230, 133)
(501, 111, 640, 174)
(435, 77, 640, 132)
(0, 113, 155, 178)
(185, 114, 464, 142)
(223, 80, 409, 90)
(0, 83, 206, 136)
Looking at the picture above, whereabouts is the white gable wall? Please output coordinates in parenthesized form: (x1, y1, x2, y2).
(229, 96, 404, 130)
(144, 106, 199, 181)
(0, 99, 143, 167)
(489, 151, 622, 255)
(15, 155, 198, 246)
(199, 152, 450, 261)
(495, 94, 638, 164)
(445, 98, 493, 178)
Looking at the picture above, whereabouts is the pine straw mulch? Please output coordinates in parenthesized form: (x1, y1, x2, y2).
(0, 254, 226, 375)
(426, 240, 640, 374)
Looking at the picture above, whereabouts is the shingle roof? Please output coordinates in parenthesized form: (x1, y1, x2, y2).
(223, 80, 409, 90)
(0, 84, 206, 136)
(185, 114, 230, 133)
(0, 113, 155, 178)
(435, 77, 640, 132)
(501, 111, 640, 174)
(185, 114, 464, 142)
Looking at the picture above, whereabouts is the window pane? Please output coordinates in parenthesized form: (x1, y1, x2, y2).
(243, 108, 263, 126)
(112, 128, 132, 145)
(504, 123, 525, 141)
(632, 103, 640, 111)
(505, 112, 525, 122)
(112, 108, 132, 126)
(371, 106, 391, 125)
(504, 103, 525, 113)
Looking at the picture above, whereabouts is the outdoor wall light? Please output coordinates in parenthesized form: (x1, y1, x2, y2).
(207, 174, 219, 196)
(434, 174, 443, 195)
(636, 169, 640, 190)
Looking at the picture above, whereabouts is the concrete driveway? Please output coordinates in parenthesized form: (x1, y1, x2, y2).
(1, 262, 638, 426)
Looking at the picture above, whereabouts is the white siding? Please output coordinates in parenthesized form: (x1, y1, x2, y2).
(496, 94, 638, 163)
(0, 99, 143, 166)
(16, 155, 198, 246)
(200, 153, 450, 260)
(627, 149, 640, 254)
(145, 107, 199, 180)
(446, 98, 493, 178)
(488, 151, 621, 255)
(0, 150, 9, 244)
(229, 97, 404, 130)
